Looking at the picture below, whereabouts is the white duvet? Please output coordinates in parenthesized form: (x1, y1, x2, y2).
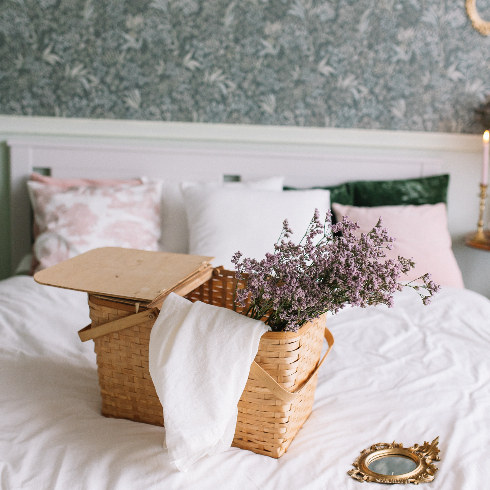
(1, 276, 489, 490)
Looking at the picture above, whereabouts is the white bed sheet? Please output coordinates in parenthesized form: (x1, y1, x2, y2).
(1, 276, 489, 490)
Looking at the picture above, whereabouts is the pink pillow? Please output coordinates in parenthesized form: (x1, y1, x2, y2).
(29, 173, 143, 241)
(27, 178, 162, 273)
(332, 202, 464, 288)
(29, 173, 142, 188)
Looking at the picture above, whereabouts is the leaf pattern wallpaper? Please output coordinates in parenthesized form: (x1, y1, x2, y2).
(1, 0, 490, 133)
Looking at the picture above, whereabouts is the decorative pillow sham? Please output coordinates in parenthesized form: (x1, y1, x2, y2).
(182, 185, 330, 270)
(351, 174, 449, 207)
(29, 172, 142, 188)
(27, 178, 162, 272)
(285, 175, 449, 207)
(29, 173, 143, 241)
(332, 202, 464, 288)
(159, 177, 285, 254)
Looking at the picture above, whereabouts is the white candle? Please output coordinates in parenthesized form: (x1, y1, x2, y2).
(483, 131, 489, 186)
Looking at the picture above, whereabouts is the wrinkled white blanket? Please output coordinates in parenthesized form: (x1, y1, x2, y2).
(0, 276, 489, 489)
(148, 293, 268, 471)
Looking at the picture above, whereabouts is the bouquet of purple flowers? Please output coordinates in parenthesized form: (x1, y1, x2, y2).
(232, 209, 440, 332)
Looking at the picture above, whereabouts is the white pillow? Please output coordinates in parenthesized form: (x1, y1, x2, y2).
(159, 177, 285, 254)
(182, 185, 330, 270)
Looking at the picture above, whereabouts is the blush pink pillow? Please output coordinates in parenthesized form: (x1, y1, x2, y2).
(29, 173, 143, 242)
(332, 203, 464, 289)
(27, 178, 162, 272)
(29, 172, 142, 188)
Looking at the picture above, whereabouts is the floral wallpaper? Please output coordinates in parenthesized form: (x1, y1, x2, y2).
(1, 0, 490, 133)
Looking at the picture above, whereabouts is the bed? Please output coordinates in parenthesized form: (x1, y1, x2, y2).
(1, 117, 490, 489)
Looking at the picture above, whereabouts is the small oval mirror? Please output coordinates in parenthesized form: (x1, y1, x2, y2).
(368, 455, 417, 476)
(348, 437, 440, 484)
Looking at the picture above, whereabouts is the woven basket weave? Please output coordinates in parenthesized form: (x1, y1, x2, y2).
(86, 269, 332, 458)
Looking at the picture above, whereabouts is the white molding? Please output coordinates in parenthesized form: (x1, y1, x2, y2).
(0, 115, 482, 152)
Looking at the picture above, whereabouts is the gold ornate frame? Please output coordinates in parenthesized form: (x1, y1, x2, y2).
(466, 0, 490, 36)
(348, 437, 440, 484)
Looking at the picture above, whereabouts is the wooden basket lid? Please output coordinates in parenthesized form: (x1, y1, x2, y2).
(34, 247, 214, 302)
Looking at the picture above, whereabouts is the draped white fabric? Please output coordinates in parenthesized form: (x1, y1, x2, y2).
(1, 276, 489, 489)
(149, 293, 268, 471)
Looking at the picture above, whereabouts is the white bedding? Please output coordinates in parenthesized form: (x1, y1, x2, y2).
(1, 276, 489, 490)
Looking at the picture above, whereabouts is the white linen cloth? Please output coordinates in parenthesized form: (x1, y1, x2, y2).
(148, 292, 268, 472)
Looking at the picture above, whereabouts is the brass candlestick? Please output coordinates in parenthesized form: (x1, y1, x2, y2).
(474, 183, 487, 240)
(465, 183, 490, 250)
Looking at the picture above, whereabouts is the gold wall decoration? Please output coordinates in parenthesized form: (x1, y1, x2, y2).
(348, 437, 440, 484)
(466, 0, 490, 36)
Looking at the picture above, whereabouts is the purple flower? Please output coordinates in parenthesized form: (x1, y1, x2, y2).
(232, 209, 440, 332)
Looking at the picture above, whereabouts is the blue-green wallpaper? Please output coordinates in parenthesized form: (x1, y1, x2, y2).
(1, 0, 490, 132)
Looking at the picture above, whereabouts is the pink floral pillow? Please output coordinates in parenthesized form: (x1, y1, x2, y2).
(332, 202, 464, 289)
(29, 173, 142, 188)
(29, 173, 143, 242)
(27, 177, 162, 272)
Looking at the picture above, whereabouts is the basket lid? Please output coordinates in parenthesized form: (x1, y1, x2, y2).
(34, 247, 214, 302)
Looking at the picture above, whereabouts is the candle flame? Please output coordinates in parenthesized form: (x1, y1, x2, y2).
(484, 131, 489, 143)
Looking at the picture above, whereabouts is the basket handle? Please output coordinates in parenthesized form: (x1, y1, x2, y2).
(249, 326, 334, 403)
(78, 307, 160, 342)
(79, 313, 333, 403)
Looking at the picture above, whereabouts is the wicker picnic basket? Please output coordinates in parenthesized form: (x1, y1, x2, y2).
(83, 268, 334, 459)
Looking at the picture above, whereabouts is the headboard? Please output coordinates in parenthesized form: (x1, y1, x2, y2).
(2, 115, 488, 297)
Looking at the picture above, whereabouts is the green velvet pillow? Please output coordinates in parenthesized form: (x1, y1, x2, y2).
(351, 174, 449, 207)
(284, 183, 354, 206)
